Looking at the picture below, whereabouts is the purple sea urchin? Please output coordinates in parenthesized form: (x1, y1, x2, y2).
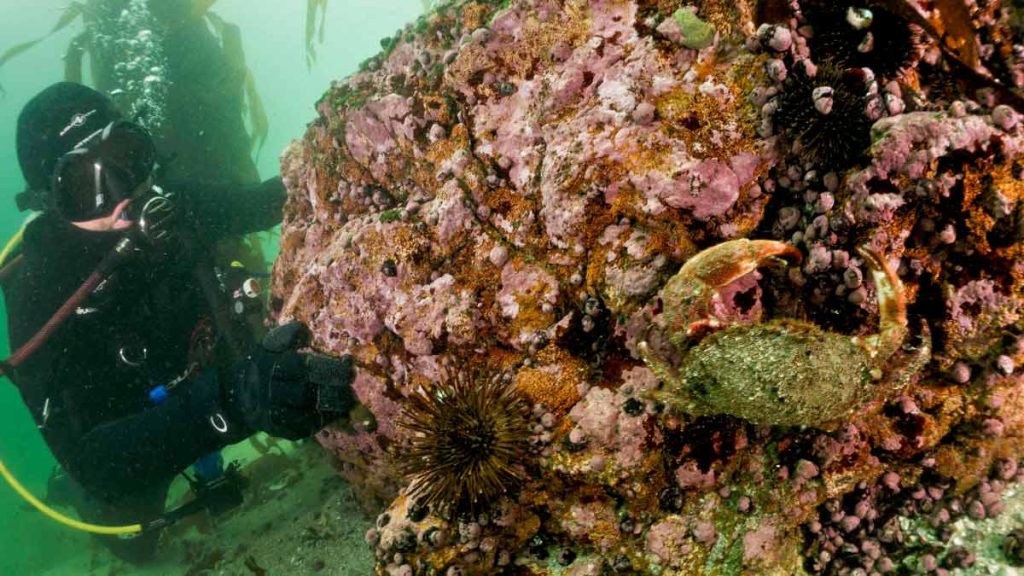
(397, 368, 532, 517)
(774, 64, 874, 168)
(801, 2, 919, 78)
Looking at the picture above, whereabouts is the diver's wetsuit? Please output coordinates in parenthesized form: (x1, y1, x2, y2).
(2, 176, 285, 559)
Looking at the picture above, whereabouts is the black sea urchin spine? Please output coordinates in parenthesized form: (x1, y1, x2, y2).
(398, 368, 532, 517)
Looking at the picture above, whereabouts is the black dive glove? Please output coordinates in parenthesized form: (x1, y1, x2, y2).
(224, 322, 357, 440)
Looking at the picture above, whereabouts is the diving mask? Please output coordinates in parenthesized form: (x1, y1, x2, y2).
(50, 120, 156, 222)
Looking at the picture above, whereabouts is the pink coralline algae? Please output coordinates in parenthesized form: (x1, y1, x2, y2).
(565, 372, 660, 474)
(272, 0, 1024, 574)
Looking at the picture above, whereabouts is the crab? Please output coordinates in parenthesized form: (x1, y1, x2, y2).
(638, 239, 929, 428)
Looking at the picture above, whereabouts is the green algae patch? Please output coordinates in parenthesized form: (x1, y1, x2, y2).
(379, 209, 402, 223)
(673, 7, 716, 50)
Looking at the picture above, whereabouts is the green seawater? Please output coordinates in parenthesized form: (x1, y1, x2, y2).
(0, 1, 424, 573)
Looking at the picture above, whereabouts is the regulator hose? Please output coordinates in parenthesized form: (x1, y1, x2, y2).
(1, 236, 134, 376)
(0, 460, 142, 535)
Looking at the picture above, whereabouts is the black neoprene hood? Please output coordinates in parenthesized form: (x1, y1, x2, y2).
(16, 81, 122, 193)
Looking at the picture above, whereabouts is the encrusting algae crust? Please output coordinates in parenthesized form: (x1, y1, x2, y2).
(272, 0, 1024, 574)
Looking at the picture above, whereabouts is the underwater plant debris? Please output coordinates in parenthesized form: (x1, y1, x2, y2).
(273, 0, 1024, 573)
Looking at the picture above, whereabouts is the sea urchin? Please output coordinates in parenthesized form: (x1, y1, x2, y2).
(398, 367, 532, 517)
(773, 64, 875, 169)
(801, 2, 919, 78)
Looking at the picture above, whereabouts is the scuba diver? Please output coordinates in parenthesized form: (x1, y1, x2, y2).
(1, 82, 357, 562)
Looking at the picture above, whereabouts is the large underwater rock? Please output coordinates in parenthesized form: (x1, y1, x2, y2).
(272, 0, 1024, 573)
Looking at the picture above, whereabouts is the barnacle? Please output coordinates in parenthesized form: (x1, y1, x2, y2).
(397, 367, 532, 517)
(1005, 527, 1024, 566)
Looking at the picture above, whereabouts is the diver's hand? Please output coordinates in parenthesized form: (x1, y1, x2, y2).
(225, 322, 357, 440)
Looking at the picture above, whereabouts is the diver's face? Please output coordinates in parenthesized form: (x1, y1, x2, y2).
(70, 197, 135, 232)
(66, 173, 155, 232)
(52, 120, 156, 227)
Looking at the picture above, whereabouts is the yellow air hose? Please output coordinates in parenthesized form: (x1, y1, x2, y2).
(0, 215, 142, 536)
(0, 213, 37, 266)
(0, 459, 143, 535)
(0, 223, 25, 267)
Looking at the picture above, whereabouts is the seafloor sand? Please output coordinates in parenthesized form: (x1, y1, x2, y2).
(15, 440, 1024, 575)
(37, 441, 374, 576)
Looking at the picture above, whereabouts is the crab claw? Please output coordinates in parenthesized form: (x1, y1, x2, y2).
(657, 239, 802, 348)
(676, 239, 802, 289)
(853, 246, 908, 361)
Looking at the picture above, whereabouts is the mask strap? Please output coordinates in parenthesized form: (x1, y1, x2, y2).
(15, 189, 47, 213)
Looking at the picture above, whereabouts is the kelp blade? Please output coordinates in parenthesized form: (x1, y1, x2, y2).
(305, 0, 328, 68)
(244, 71, 268, 157)
(0, 1, 85, 76)
(63, 32, 87, 83)
(933, 0, 980, 69)
(204, 11, 269, 158)
(191, 0, 219, 19)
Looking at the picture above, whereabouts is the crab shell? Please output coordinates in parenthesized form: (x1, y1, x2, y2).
(640, 239, 922, 428)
